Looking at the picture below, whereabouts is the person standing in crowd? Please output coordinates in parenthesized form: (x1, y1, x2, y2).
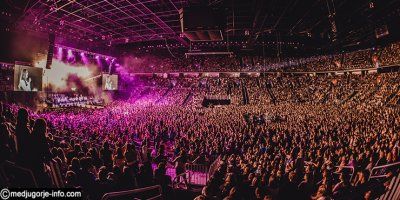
(29, 118, 51, 186)
(15, 108, 31, 168)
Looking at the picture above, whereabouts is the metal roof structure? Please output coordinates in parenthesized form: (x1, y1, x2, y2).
(5, 0, 400, 51)
(17, 0, 189, 45)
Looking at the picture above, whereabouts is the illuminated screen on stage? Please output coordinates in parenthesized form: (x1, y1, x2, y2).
(13, 65, 43, 91)
(102, 74, 118, 90)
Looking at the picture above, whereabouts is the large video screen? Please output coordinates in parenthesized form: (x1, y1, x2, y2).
(102, 74, 118, 90)
(14, 65, 43, 91)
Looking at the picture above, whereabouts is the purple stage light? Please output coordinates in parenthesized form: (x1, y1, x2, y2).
(80, 52, 89, 65)
(67, 49, 75, 61)
(105, 57, 109, 61)
(95, 55, 102, 68)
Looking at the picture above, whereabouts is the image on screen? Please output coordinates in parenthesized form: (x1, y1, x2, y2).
(13, 65, 43, 91)
(102, 74, 118, 90)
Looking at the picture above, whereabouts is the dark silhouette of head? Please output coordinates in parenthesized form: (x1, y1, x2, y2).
(0, 101, 3, 115)
(17, 108, 29, 126)
(32, 118, 47, 139)
(0, 123, 9, 146)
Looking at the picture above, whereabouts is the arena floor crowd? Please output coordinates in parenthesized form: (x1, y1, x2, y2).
(1, 67, 400, 200)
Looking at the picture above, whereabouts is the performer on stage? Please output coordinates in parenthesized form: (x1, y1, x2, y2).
(18, 69, 32, 91)
(105, 75, 114, 90)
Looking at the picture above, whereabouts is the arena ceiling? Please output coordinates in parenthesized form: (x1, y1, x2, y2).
(14, 0, 189, 45)
(3, 0, 400, 50)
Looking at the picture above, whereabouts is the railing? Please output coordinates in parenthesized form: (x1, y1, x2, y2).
(169, 155, 221, 189)
(185, 163, 209, 186)
(0, 160, 37, 188)
(370, 161, 400, 179)
(369, 162, 400, 200)
(186, 163, 209, 173)
(48, 159, 65, 188)
(101, 185, 162, 200)
(208, 155, 221, 178)
(376, 174, 400, 200)
(172, 172, 189, 189)
(128, 64, 399, 75)
(333, 165, 355, 181)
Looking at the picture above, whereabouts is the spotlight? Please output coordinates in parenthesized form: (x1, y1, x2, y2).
(57, 47, 63, 59)
(81, 52, 89, 65)
(105, 57, 109, 61)
(67, 49, 73, 58)
(95, 55, 100, 59)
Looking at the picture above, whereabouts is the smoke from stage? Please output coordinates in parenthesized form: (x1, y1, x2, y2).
(34, 57, 101, 94)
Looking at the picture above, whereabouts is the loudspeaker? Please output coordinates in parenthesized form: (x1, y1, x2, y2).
(46, 33, 55, 69)
(179, 6, 224, 41)
(375, 25, 389, 39)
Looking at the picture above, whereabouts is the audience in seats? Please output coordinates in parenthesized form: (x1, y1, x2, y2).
(125, 41, 400, 73)
(0, 60, 400, 200)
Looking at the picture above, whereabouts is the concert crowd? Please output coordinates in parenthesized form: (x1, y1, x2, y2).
(1, 53, 400, 200)
(125, 41, 400, 73)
